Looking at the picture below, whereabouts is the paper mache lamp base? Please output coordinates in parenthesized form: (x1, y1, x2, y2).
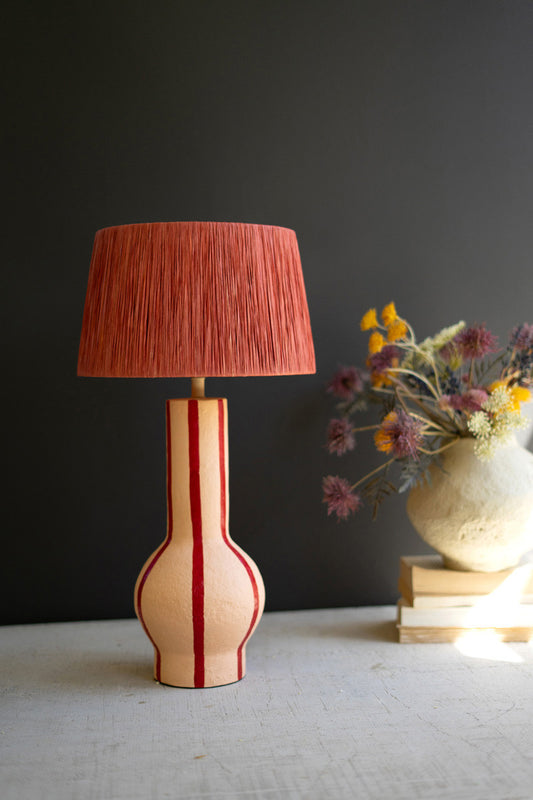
(135, 397, 265, 688)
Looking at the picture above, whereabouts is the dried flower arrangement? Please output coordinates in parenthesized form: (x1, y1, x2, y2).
(323, 302, 533, 521)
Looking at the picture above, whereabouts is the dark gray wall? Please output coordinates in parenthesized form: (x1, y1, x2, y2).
(4, 0, 533, 624)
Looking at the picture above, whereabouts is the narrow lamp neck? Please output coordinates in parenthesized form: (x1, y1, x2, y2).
(191, 378, 206, 398)
(166, 398, 229, 542)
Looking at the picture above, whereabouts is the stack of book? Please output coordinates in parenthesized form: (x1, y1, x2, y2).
(397, 555, 533, 643)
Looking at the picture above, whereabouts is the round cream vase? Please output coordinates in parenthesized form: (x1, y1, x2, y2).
(406, 437, 533, 572)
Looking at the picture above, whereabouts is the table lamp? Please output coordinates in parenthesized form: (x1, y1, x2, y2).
(78, 221, 315, 687)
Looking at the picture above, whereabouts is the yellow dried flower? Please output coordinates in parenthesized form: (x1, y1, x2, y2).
(511, 386, 531, 406)
(360, 308, 378, 331)
(488, 381, 532, 412)
(374, 428, 393, 453)
(370, 371, 392, 389)
(368, 331, 385, 355)
(488, 380, 505, 394)
(381, 302, 398, 326)
(386, 319, 408, 342)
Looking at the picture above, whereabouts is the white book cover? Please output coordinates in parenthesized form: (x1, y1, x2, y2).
(397, 598, 533, 628)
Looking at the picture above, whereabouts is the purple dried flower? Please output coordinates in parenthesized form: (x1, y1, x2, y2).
(439, 388, 489, 413)
(461, 388, 489, 412)
(439, 394, 464, 411)
(322, 475, 362, 520)
(456, 324, 498, 360)
(368, 345, 400, 375)
(326, 366, 366, 400)
(327, 418, 356, 456)
(374, 410, 424, 461)
(510, 323, 533, 351)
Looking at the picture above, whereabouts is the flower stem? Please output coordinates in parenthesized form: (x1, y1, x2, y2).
(392, 378, 458, 433)
(418, 438, 460, 456)
(388, 367, 440, 400)
(468, 358, 475, 388)
(351, 424, 381, 433)
(407, 411, 448, 431)
(422, 429, 458, 438)
(351, 458, 395, 490)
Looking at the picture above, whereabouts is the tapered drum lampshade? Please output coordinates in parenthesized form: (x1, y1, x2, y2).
(78, 221, 315, 378)
(78, 222, 315, 687)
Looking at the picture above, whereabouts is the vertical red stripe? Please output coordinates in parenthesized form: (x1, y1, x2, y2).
(135, 402, 173, 682)
(217, 399, 260, 680)
(189, 400, 205, 688)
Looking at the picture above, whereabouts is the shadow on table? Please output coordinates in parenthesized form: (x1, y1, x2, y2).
(0, 651, 155, 692)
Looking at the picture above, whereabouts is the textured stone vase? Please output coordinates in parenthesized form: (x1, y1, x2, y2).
(406, 437, 533, 572)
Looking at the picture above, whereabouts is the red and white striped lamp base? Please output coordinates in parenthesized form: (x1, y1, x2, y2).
(134, 398, 265, 688)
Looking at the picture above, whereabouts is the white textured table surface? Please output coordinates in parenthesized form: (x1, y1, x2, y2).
(2, 607, 533, 800)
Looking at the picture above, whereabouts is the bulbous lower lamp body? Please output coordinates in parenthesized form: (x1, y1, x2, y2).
(134, 398, 265, 687)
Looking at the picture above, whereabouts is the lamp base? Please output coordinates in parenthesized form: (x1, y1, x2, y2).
(156, 651, 249, 689)
(134, 397, 265, 688)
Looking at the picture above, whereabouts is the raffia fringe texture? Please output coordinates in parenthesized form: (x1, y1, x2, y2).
(78, 221, 315, 377)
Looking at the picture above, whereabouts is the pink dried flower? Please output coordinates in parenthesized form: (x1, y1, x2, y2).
(368, 345, 400, 375)
(456, 324, 498, 360)
(439, 394, 463, 411)
(322, 475, 362, 520)
(461, 388, 489, 411)
(326, 366, 366, 400)
(327, 418, 356, 456)
(510, 323, 533, 351)
(374, 410, 424, 460)
(439, 388, 489, 413)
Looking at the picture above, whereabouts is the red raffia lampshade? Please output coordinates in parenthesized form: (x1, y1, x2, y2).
(78, 221, 315, 378)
